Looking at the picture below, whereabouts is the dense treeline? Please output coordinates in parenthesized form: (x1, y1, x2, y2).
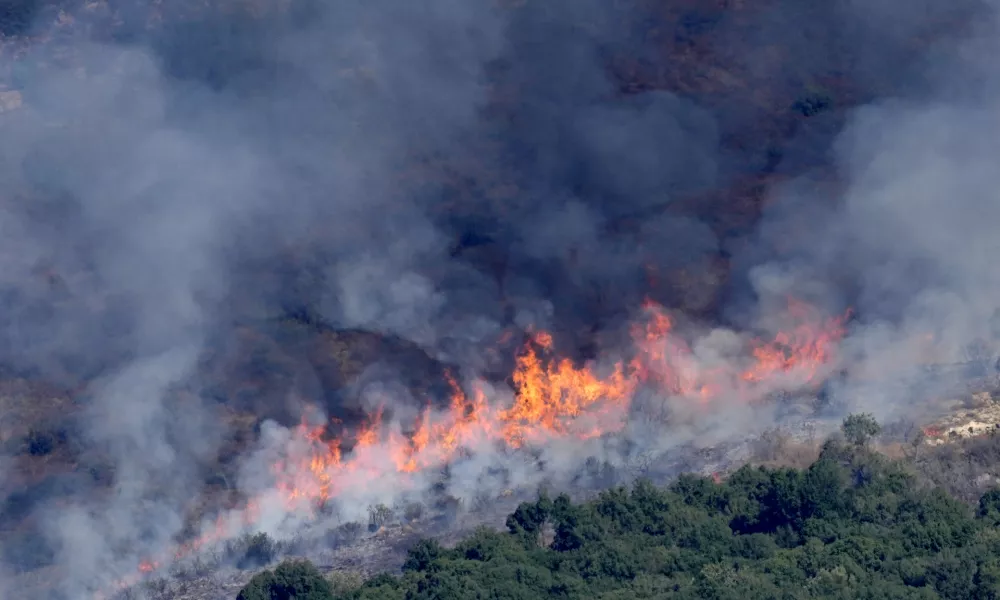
(238, 416, 1000, 600)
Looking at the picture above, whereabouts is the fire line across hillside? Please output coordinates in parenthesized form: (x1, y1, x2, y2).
(96, 281, 1000, 600)
(1, 1, 998, 600)
(87, 296, 854, 597)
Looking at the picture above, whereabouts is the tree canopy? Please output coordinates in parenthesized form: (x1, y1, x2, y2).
(237, 559, 334, 600)
(237, 435, 1000, 600)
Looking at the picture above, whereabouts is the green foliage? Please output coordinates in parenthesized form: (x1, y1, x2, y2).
(326, 570, 364, 596)
(842, 413, 882, 447)
(403, 539, 444, 572)
(237, 438, 1000, 600)
(231, 531, 279, 570)
(236, 569, 278, 600)
(237, 559, 333, 600)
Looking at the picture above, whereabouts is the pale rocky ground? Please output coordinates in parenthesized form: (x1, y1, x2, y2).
(921, 390, 1000, 445)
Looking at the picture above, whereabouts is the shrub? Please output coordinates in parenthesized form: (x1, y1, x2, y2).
(234, 532, 279, 569)
(253, 432, 1000, 600)
(403, 502, 424, 522)
(367, 503, 392, 532)
(330, 520, 363, 546)
(979, 488, 1000, 523)
(25, 429, 55, 456)
(402, 538, 444, 572)
(842, 413, 881, 447)
(326, 570, 364, 596)
(236, 559, 333, 600)
(236, 570, 278, 600)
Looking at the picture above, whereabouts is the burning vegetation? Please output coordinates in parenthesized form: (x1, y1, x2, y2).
(2, 1, 1000, 599)
(98, 296, 849, 595)
(268, 298, 846, 515)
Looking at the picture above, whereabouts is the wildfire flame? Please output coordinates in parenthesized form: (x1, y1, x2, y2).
(743, 298, 850, 384)
(99, 297, 848, 598)
(630, 298, 848, 400)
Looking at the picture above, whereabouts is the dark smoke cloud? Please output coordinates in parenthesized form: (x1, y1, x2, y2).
(0, 0, 997, 597)
(740, 1, 1000, 419)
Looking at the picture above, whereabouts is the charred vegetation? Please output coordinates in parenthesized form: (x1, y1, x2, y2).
(0, 1, 999, 599)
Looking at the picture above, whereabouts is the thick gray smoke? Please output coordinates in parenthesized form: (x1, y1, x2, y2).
(744, 2, 1000, 421)
(0, 0, 998, 598)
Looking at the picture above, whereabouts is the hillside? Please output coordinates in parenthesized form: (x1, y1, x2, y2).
(236, 417, 1000, 600)
(1, 1, 999, 599)
(49, 406, 989, 600)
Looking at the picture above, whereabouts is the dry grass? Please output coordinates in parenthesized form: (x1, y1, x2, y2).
(748, 427, 822, 470)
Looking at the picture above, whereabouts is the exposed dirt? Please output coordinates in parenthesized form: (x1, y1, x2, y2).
(920, 390, 1000, 445)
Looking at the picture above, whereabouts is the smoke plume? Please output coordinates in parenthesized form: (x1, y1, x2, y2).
(0, 0, 997, 598)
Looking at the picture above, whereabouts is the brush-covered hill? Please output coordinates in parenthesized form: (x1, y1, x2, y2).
(234, 417, 1000, 600)
(1, 1, 999, 599)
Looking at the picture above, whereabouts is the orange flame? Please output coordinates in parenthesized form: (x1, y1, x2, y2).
(742, 299, 850, 385)
(630, 300, 715, 399)
(630, 298, 848, 401)
(137, 560, 159, 573)
(499, 331, 634, 446)
(102, 297, 848, 598)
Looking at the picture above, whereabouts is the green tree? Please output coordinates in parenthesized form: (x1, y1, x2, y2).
(505, 492, 553, 544)
(402, 538, 444, 572)
(979, 488, 1000, 523)
(236, 559, 333, 600)
(235, 437, 1000, 600)
(234, 532, 279, 569)
(842, 413, 881, 447)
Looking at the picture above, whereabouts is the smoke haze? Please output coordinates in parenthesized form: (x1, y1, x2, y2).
(0, 0, 998, 597)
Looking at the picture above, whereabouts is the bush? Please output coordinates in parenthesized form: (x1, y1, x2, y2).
(25, 429, 55, 456)
(236, 570, 278, 600)
(236, 559, 333, 600)
(979, 488, 1000, 523)
(403, 502, 424, 522)
(402, 538, 443, 572)
(841, 413, 881, 447)
(329, 521, 363, 546)
(367, 503, 392, 532)
(233, 532, 279, 569)
(326, 570, 364, 596)
(233, 418, 1000, 600)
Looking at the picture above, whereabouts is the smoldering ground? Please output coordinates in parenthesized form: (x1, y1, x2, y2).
(0, 0, 999, 597)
